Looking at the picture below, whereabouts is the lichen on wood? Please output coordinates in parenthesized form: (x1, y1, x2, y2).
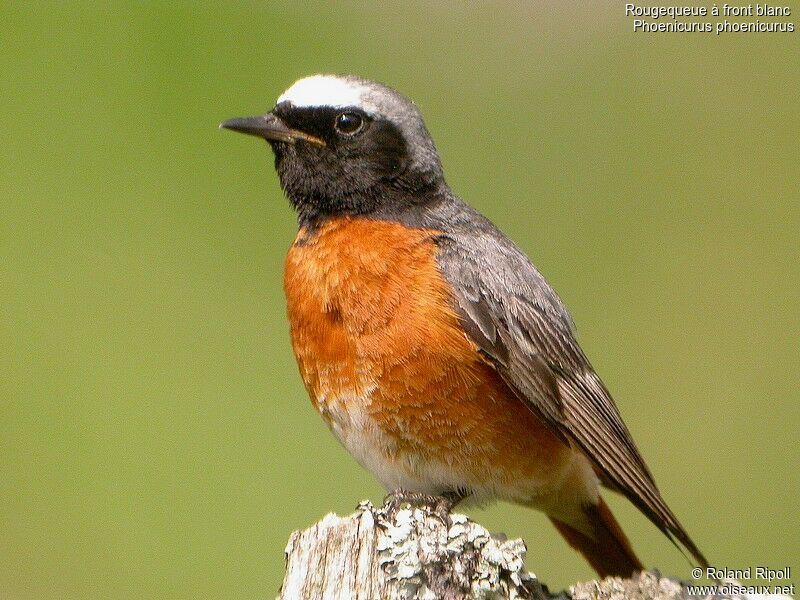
(279, 500, 542, 599)
(277, 499, 786, 600)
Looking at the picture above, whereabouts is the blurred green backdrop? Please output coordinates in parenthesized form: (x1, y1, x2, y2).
(2, 2, 798, 598)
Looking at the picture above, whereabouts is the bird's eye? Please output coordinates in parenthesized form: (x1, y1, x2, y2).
(334, 112, 363, 135)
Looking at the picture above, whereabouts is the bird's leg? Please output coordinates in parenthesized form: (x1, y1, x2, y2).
(383, 488, 470, 524)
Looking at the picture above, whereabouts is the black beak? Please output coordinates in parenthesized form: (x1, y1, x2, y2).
(219, 113, 324, 146)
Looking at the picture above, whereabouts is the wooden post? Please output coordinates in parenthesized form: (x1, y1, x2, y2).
(276, 500, 760, 600)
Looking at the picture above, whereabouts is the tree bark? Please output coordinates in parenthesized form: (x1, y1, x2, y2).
(277, 500, 785, 600)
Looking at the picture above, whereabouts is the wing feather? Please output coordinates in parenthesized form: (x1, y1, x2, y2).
(434, 229, 708, 568)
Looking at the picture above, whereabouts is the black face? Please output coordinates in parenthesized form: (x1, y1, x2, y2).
(268, 103, 441, 226)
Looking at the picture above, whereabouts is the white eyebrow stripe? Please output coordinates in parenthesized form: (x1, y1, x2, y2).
(277, 75, 366, 109)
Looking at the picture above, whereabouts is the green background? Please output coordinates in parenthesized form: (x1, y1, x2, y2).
(2, 3, 797, 598)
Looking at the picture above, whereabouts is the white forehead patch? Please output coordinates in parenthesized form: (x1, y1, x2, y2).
(277, 75, 366, 109)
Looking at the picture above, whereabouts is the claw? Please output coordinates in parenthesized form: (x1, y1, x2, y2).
(382, 489, 469, 525)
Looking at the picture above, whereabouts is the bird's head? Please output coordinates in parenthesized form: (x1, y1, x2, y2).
(222, 75, 445, 225)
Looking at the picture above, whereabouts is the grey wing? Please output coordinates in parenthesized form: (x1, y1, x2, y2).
(435, 231, 708, 567)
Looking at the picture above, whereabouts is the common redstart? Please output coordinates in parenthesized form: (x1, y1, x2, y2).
(222, 75, 708, 577)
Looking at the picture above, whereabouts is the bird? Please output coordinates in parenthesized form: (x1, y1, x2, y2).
(221, 74, 709, 578)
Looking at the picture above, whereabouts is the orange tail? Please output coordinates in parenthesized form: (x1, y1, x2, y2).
(550, 498, 643, 578)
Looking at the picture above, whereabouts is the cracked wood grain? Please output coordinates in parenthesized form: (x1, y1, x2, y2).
(277, 500, 786, 600)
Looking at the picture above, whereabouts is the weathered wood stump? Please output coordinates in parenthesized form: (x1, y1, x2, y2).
(277, 500, 784, 600)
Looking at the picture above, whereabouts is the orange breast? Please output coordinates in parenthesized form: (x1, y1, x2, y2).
(283, 217, 575, 501)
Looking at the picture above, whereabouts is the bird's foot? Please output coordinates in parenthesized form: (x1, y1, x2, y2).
(383, 489, 467, 525)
